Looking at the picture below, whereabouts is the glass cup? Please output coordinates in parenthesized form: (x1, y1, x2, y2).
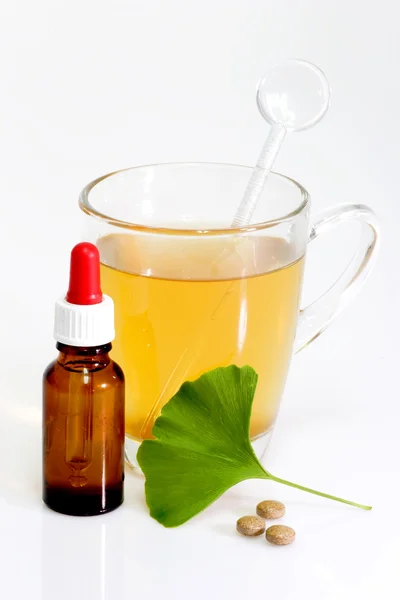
(79, 163, 379, 468)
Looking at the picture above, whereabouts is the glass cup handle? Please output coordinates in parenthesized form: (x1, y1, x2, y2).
(294, 204, 380, 353)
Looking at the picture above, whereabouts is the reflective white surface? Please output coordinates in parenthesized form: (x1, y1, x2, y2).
(1, 323, 399, 600)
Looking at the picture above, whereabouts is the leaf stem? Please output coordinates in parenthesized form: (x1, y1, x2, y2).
(268, 474, 372, 511)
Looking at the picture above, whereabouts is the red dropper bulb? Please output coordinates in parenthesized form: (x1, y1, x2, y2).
(66, 242, 103, 305)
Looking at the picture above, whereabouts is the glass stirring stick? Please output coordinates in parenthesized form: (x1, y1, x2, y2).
(140, 59, 331, 440)
(232, 59, 331, 226)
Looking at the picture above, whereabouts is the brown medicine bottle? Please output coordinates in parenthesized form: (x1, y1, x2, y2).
(43, 243, 125, 516)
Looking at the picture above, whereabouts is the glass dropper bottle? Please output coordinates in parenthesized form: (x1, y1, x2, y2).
(43, 242, 125, 516)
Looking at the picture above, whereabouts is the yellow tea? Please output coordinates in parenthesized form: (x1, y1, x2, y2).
(99, 234, 304, 441)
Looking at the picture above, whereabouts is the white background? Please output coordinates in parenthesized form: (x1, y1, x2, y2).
(0, 1, 399, 599)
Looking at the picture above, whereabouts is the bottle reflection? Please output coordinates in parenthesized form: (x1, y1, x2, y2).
(41, 512, 124, 600)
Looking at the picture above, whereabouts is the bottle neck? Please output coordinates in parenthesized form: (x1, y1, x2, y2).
(56, 342, 112, 372)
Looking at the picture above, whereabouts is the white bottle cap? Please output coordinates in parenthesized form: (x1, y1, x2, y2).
(53, 243, 115, 348)
(54, 294, 115, 347)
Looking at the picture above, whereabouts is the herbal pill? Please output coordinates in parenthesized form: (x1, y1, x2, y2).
(265, 525, 295, 545)
(256, 500, 285, 520)
(236, 516, 266, 536)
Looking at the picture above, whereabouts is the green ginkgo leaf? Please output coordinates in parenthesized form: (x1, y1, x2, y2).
(137, 365, 371, 527)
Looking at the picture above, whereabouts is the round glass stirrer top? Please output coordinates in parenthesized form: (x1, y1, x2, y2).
(231, 59, 331, 227)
